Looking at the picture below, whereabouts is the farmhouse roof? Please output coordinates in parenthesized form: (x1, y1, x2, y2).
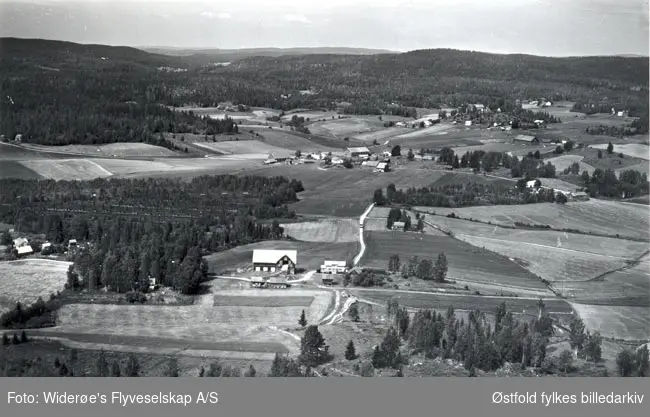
(16, 245, 33, 255)
(376, 162, 388, 170)
(515, 134, 537, 142)
(13, 237, 29, 247)
(323, 260, 347, 267)
(252, 249, 297, 265)
(347, 147, 370, 154)
(393, 221, 405, 228)
(362, 160, 380, 167)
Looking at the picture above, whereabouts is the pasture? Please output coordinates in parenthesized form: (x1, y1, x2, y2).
(361, 231, 548, 290)
(18, 143, 178, 158)
(191, 140, 292, 156)
(570, 303, 650, 341)
(18, 159, 114, 181)
(545, 154, 595, 175)
(0, 259, 72, 314)
(250, 129, 341, 152)
(351, 289, 573, 318)
(590, 143, 650, 160)
(246, 164, 449, 217)
(415, 200, 650, 241)
(353, 127, 406, 143)
(281, 218, 358, 243)
(204, 240, 358, 273)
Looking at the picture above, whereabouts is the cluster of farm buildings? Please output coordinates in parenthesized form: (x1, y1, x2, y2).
(248, 249, 349, 288)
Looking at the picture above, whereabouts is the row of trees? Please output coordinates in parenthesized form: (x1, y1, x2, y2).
(373, 180, 551, 208)
(388, 254, 448, 282)
(578, 168, 648, 198)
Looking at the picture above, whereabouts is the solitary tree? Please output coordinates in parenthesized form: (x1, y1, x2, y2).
(299, 325, 330, 367)
(636, 345, 649, 377)
(607, 142, 614, 154)
(348, 303, 360, 322)
(125, 353, 140, 377)
(244, 365, 257, 377)
(388, 254, 401, 272)
(407, 149, 415, 161)
(111, 361, 121, 377)
(597, 149, 603, 158)
(584, 331, 603, 362)
(20, 330, 27, 343)
(164, 357, 179, 377)
(2, 333, 10, 345)
(298, 310, 307, 327)
(345, 340, 357, 360)
(433, 253, 448, 282)
(557, 350, 574, 373)
(96, 350, 109, 377)
(616, 349, 636, 377)
(569, 315, 586, 358)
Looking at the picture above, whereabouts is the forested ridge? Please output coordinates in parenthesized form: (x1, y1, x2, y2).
(0, 175, 303, 297)
(1, 38, 647, 145)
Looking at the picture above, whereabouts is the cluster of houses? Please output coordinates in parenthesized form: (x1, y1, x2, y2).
(248, 249, 352, 287)
(6, 235, 79, 258)
(525, 179, 589, 201)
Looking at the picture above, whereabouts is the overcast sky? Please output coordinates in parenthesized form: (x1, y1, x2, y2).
(0, 0, 648, 56)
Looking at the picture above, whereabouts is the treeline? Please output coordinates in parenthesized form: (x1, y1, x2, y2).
(585, 117, 649, 137)
(0, 175, 303, 299)
(578, 169, 648, 198)
(372, 179, 555, 208)
(3, 39, 647, 141)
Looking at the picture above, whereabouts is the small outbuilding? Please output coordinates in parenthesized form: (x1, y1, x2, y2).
(514, 134, 540, 145)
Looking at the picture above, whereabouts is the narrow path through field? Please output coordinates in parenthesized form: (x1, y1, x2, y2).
(353, 203, 375, 265)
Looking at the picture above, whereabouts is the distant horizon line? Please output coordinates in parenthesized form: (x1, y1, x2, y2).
(3, 36, 649, 58)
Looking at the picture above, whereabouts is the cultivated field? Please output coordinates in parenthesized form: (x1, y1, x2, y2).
(308, 117, 386, 139)
(560, 261, 650, 306)
(423, 215, 649, 260)
(415, 200, 650, 241)
(18, 143, 178, 158)
(617, 162, 650, 177)
(204, 240, 358, 273)
(281, 218, 358, 243)
(18, 159, 113, 181)
(361, 231, 548, 290)
(0, 259, 72, 314)
(590, 143, 650, 160)
(44, 281, 333, 359)
(455, 234, 630, 283)
(570, 303, 650, 341)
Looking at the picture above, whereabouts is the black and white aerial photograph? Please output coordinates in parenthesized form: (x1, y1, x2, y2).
(0, 0, 648, 378)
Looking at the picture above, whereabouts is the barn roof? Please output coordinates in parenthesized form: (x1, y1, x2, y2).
(252, 249, 297, 265)
(515, 134, 537, 142)
(376, 162, 388, 169)
(13, 237, 29, 247)
(347, 147, 370, 154)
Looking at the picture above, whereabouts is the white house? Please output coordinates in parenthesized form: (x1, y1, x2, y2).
(331, 157, 344, 165)
(395, 122, 406, 127)
(320, 260, 347, 274)
(464, 121, 472, 127)
(526, 180, 538, 189)
(392, 221, 406, 230)
(16, 245, 33, 256)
